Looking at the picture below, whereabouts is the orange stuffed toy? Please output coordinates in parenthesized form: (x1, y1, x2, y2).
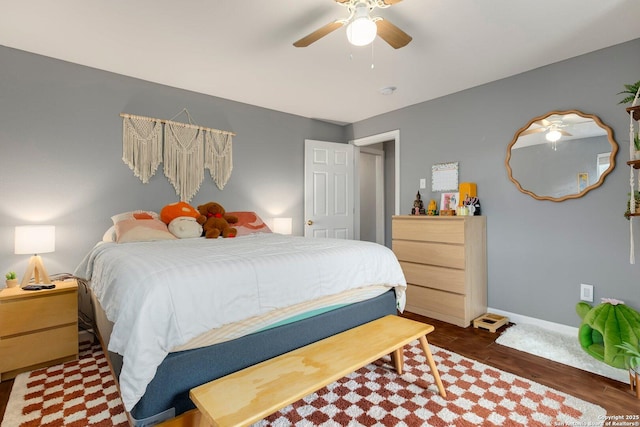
(196, 202, 238, 238)
(160, 202, 203, 238)
(160, 201, 200, 224)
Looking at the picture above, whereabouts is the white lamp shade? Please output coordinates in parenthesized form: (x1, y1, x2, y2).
(15, 225, 56, 255)
(346, 17, 377, 46)
(272, 218, 293, 235)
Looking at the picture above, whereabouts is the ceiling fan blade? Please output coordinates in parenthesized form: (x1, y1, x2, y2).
(293, 21, 344, 47)
(560, 130, 572, 136)
(539, 119, 552, 127)
(376, 18, 412, 49)
(520, 128, 546, 136)
(381, 0, 404, 4)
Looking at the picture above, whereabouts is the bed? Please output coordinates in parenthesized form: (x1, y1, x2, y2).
(74, 212, 407, 425)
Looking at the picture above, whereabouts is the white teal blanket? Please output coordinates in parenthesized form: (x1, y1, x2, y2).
(74, 234, 406, 411)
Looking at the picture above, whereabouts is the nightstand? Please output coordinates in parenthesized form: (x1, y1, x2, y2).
(0, 279, 78, 381)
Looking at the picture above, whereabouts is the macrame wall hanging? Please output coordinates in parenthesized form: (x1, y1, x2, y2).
(121, 109, 235, 202)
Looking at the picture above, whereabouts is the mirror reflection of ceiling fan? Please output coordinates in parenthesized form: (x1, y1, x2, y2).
(521, 119, 573, 143)
(293, 0, 412, 49)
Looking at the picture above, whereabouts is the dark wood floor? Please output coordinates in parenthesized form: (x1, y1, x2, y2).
(1, 313, 637, 423)
(401, 312, 638, 416)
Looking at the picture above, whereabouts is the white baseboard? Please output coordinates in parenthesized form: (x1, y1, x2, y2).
(488, 307, 578, 336)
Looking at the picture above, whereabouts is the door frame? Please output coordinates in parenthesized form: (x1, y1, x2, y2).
(351, 129, 400, 240)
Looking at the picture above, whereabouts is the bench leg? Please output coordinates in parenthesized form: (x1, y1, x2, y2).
(391, 347, 404, 374)
(156, 409, 206, 427)
(418, 336, 447, 398)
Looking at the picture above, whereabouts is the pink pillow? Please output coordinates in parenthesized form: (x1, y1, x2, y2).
(111, 210, 159, 225)
(227, 212, 272, 236)
(115, 218, 177, 243)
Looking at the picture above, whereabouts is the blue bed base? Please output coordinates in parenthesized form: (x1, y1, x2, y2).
(108, 289, 398, 425)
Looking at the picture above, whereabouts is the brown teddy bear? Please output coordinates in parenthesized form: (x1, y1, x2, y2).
(196, 202, 238, 238)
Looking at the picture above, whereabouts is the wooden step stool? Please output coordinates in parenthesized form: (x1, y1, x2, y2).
(183, 315, 446, 427)
(473, 313, 509, 333)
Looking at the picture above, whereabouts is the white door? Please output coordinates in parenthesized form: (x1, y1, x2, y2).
(304, 140, 355, 238)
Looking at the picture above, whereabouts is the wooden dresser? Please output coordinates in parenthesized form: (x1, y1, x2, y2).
(392, 216, 487, 327)
(0, 280, 78, 381)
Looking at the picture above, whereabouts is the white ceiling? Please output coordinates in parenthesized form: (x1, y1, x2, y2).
(2, 0, 640, 124)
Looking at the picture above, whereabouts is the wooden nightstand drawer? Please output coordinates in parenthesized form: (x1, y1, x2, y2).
(0, 324, 77, 373)
(0, 291, 76, 336)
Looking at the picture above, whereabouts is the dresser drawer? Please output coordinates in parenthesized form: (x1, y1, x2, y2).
(393, 240, 465, 269)
(405, 284, 466, 324)
(399, 261, 465, 294)
(0, 324, 78, 373)
(392, 218, 465, 244)
(0, 290, 77, 336)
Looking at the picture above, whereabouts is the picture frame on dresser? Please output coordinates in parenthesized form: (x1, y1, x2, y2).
(439, 192, 459, 212)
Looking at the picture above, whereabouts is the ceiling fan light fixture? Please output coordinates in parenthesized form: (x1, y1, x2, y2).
(546, 129, 562, 142)
(346, 3, 377, 46)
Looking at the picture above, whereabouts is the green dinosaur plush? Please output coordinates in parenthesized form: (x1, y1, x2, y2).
(576, 299, 640, 369)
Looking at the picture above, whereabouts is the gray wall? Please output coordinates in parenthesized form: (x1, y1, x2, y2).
(0, 46, 345, 279)
(347, 38, 640, 327)
(2, 38, 639, 328)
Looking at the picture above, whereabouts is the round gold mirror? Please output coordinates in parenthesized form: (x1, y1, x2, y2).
(505, 110, 618, 202)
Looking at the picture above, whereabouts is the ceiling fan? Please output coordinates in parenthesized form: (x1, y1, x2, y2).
(293, 0, 412, 49)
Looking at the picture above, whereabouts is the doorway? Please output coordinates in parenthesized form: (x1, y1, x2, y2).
(359, 146, 384, 244)
(353, 130, 400, 248)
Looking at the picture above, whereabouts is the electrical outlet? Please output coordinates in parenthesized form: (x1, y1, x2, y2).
(580, 283, 594, 302)
(419, 178, 426, 189)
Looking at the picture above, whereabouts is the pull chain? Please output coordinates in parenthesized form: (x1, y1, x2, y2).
(371, 41, 375, 70)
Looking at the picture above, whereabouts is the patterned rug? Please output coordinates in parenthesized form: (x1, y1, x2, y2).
(1, 341, 128, 427)
(2, 341, 606, 427)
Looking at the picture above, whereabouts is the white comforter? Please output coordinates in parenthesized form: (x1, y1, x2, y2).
(74, 233, 406, 411)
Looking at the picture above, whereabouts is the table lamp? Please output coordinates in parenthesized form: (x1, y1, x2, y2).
(272, 218, 292, 235)
(15, 225, 55, 287)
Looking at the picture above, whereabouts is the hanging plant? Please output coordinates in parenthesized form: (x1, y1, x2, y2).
(618, 80, 640, 105)
(624, 191, 640, 220)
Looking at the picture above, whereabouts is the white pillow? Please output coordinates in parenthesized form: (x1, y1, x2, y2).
(102, 226, 117, 242)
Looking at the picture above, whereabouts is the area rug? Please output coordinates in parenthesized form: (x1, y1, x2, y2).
(3, 340, 605, 427)
(1, 341, 128, 427)
(496, 323, 628, 383)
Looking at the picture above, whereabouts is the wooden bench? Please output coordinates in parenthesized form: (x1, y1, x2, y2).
(186, 315, 446, 427)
